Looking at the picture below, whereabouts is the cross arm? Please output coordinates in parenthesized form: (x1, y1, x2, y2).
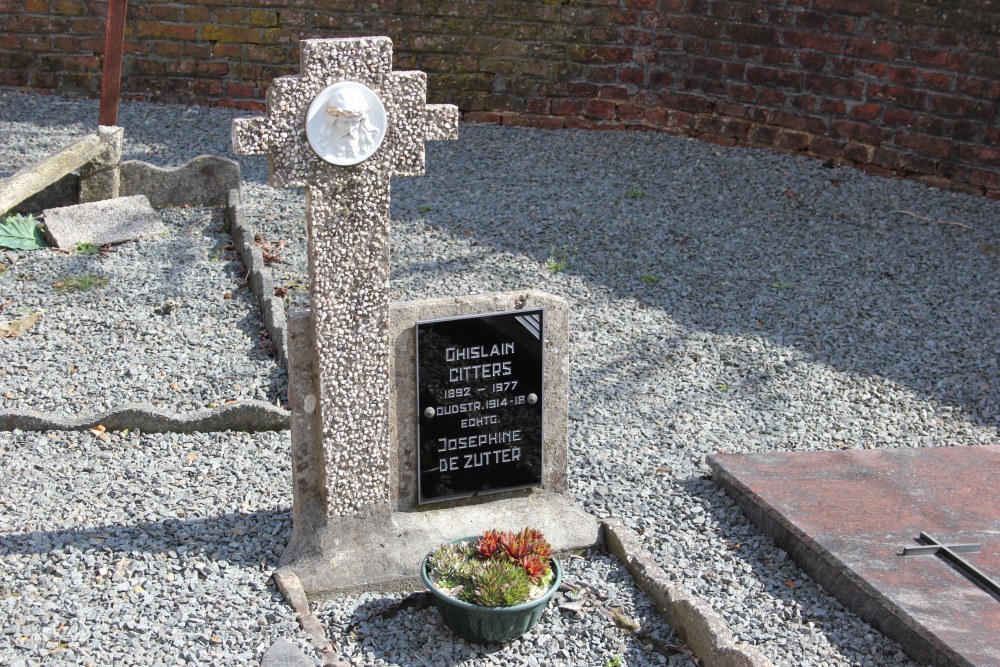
(232, 116, 269, 156)
(425, 104, 459, 142)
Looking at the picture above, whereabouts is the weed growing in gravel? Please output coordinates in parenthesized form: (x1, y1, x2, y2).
(53, 274, 109, 293)
(625, 188, 646, 199)
(418, 205, 434, 213)
(546, 245, 576, 274)
(641, 274, 660, 284)
(771, 279, 795, 290)
(74, 242, 99, 255)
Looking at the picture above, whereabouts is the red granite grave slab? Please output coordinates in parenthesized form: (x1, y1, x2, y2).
(707, 445, 1000, 667)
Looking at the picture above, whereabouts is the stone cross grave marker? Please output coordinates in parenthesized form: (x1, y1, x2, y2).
(233, 37, 459, 517)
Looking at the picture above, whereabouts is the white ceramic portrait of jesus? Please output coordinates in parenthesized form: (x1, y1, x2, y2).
(305, 82, 387, 166)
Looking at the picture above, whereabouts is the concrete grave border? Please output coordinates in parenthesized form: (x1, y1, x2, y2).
(0, 149, 289, 435)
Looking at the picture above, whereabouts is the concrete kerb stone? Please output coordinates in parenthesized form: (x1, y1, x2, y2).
(0, 126, 122, 217)
(79, 125, 123, 204)
(225, 188, 289, 366)
(602, 520, 773, 667)
(121, 155, 240, 209)
(0, 400, 289, 434)
(271, 570, 345, 667)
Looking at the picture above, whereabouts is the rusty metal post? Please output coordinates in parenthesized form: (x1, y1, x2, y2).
(98, 0, 128, 126)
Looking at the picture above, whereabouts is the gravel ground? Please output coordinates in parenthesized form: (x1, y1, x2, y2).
(2, 89, 999, 666)
(0, 205, 285, 416)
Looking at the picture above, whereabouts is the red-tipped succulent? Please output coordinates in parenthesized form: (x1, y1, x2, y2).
(518, 554, 551, 581)
(476, 529, 505, 559)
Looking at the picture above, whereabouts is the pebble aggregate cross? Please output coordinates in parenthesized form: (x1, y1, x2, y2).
(233, 37, 458, 516)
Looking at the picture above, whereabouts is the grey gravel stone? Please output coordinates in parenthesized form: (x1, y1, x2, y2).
(2, 89, 998, 667)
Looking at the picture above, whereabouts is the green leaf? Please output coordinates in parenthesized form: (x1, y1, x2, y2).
(0, 214, 48, 250)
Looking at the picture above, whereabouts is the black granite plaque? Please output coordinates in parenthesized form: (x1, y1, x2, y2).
(416, 309, 544, 504)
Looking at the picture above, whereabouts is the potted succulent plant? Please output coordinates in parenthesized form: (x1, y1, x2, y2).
(420, 527, 562, 644)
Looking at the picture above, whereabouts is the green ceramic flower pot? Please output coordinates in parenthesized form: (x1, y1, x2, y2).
(420, 538, 562, 644)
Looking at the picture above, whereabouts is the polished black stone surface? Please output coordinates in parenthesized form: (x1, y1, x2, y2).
(416, 309, 544, 503)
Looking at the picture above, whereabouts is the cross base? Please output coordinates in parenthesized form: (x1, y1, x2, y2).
(278, 493, 600, 598)
(281, 290, 601, 596)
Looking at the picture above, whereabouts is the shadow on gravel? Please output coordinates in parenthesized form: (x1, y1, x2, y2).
(399, 128, 1000, 431)
(329, 591, 692, 666)
(0, 509, 292, 568)
(683, 476, 916, 664)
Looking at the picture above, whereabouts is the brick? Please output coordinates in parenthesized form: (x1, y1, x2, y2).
(749, 125, 779, 145)
(857, 62, 887, 78)
(958, 145, 1000, 168)
(810, 135, 847, 156)
(763, 47, 795, 66)
(202, 25, 277, 45)
(956, 76, 987, 97)
(813, 0, 870, 14)
(921, 72, 953, 90)
(727, 83, 756, 102)
(727, 22, 778, 44)
(768, 110, 827, 134)
(967, 168, 1000, 190)
(151, 41, 182, 57)
(795, 11, 826, 30)
(671, 15, 724, 38)
(831, 119, 887, 144)
(930, 94, 996, 120)
(759, 88, 786, 106)
(661, 91, 714, 113)
(135, 21, 198, 41)
(798, 51, 826, 72)
(775, 129, 812, 150)
(849, 103, 881, 121)
(52, 0, 87, 15)
(746, 66, 802, 89)
(183, 6, 210, 22)
(888, 67, 918, 85)
(803, 74, 863, 99)
(843, 140, 876, 163)
(551, 98, 583, 116)
(792, 94, 817, 111)
(620, 67, 645, 86)
(723, 117, 753, 140)
(782, 30, 843, 53)
(148, 5, 181, 21)
(597, 85, 631, 101)
(894, 131, 953, 159)
(910, 48, 950, 68)
(584, 99, 617, 120)
(869, 85, 926, 109)
(249, 9, 280, 27)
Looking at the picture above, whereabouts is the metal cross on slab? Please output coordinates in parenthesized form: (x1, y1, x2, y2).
(233, 37, 458, 517)
(899, 531, 1000, 599)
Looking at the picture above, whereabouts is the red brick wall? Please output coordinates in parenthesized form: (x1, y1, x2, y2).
(2, 0, 998, 197)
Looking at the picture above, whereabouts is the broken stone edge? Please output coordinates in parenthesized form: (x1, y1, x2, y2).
(602, 520, 774, 667)
(0, 400, 289, 434)
(120, 155, 241, 209)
